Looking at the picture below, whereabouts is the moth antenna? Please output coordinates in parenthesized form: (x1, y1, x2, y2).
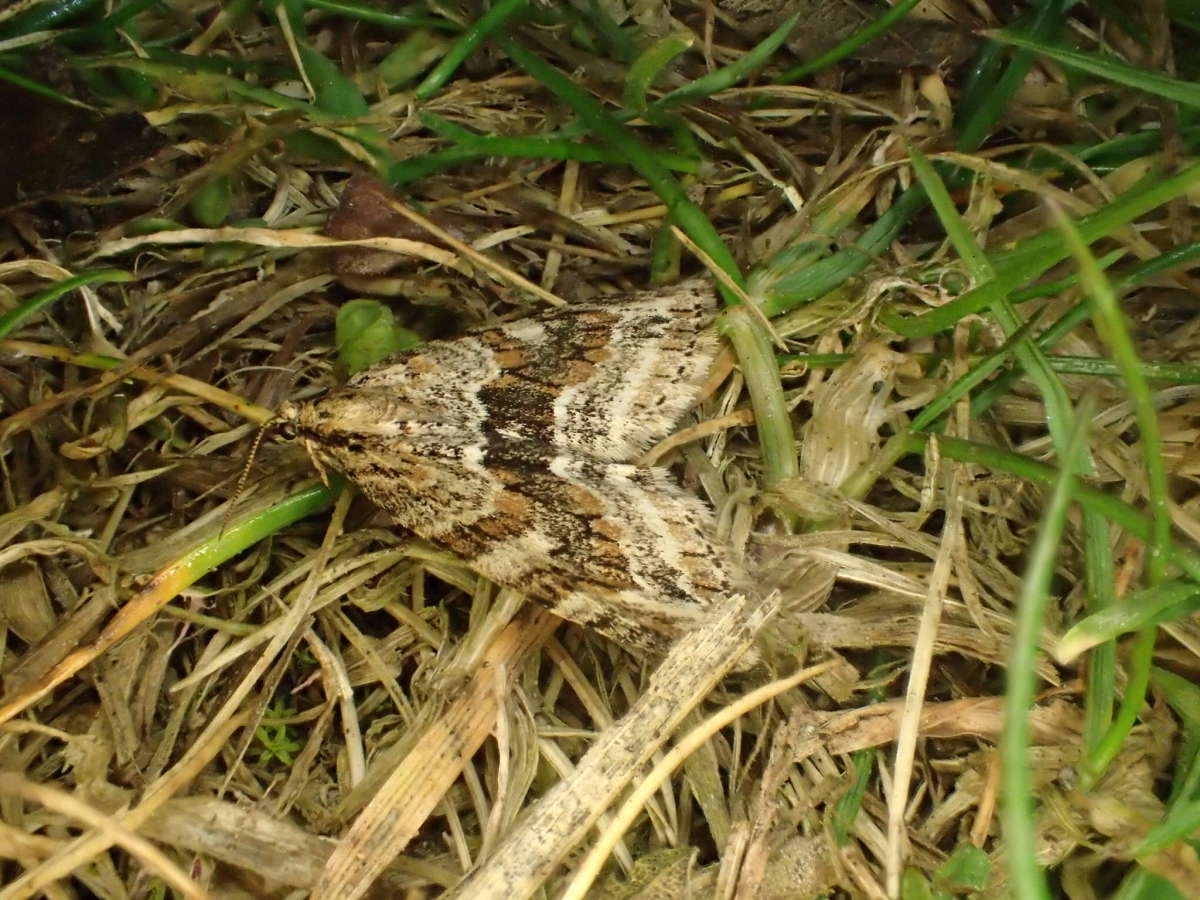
(220, 417, 273, 540)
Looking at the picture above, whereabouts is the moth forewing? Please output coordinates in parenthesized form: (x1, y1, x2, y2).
(284, 281, 754, 660)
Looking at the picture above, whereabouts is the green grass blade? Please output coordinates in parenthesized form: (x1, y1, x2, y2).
(64, 0, 160, 43)
(1081, 515, 1117, 749)
(293, 39, 370, 116)
(955, 0, 1068, 153)
(1152, 667, 1200, 804)
(1056, 580, 1200, 660)
(0, 270, 132, 340)
(760, 184, 929, 315)
(1057, 208, 1172, 581)
(577, 0, 638, 63)
(906, 144, 993, 278)
(1002, 403, 1092, 900)
(1040, 356, 1200, 383)
(884, 160, 1200, 338)
(905, 143, 1092, 460)
(718, 306, 799, 490)
(759, 1, 1070, 317)
(184, 482, 340, 578)
(623, 32, 693, 113)
(899, 434, 1200, 582)
(303, 0, 458, 30)
(772, 0, 921, 84)
(908, 316, 1042, 433)
(0, 0, 103, 39)
(388, 135, 699, 186)
(972, 244, 1200, 415)
(651, 12, 800, 111)
(0, 64, 95, 110)
(1169, 0, 1200, 31)
(1054, 208, 1172, 789)
(991, 30, 1200, 108)
(1133, 798, 1200, 857)
(415, 0, 527, 101)
(907, 144, 1078, 450)
(497, 36, 741, 292)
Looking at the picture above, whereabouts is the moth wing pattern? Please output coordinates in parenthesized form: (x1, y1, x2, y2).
(342, 277, 721, 461)
(494, 276, 721, 460)
(286, 279, 749, 657)
(298, 433, 744, 655)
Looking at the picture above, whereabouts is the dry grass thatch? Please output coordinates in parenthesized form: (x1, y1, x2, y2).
(1, 1, 1199, 898)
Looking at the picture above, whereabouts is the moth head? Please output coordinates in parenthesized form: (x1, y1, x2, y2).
(275, 401, 301, 441)
(273, 400, 336, 485)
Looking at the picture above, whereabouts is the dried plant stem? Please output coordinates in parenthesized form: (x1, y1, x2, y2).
(561, 657, 837, 900)
(380, 198, 568, 308)
(0, 340, 275, 424)
(885, 470, 961, 895)
(311, 607, 560, 900)
(0, 712, 246, 900)
(447, 591, 778, 899)
(0, 774, 208, 900)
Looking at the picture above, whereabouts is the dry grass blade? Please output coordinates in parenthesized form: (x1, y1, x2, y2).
(378, 198, 569, 307)
(447, 591, 778, 899)
(562, 656, 838, 899)
(87, 226, 466, 270)
(0, 711, 245, 899)
(0, 774, 207, 900)
(311, 607, 559, 900)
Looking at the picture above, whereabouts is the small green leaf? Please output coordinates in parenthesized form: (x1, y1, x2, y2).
(933, 843, 992, 892)
(335, 299, 420, 373)
(189, 174, 233, 228)
(899, 868, 936, 900)
(255, 699, 303, 766)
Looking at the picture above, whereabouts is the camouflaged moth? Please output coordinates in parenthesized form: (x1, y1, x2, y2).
(279, 278, 749, 656)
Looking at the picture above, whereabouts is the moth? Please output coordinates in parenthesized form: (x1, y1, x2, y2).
(279, 278, 750, 657)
